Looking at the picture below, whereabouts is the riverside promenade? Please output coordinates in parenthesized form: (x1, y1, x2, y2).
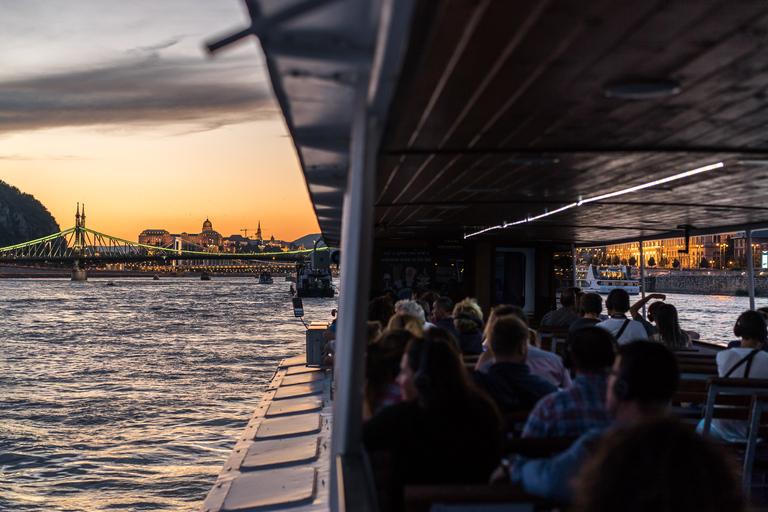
(645, 271, 768, 296)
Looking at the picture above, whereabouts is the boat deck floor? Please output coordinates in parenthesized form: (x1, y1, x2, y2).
(202, 354, 333, 512)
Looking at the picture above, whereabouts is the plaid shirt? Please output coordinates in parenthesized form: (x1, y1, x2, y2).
(521, 374, 612, 438)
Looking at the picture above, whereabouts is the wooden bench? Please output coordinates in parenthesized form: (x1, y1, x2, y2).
(536, 326, 569, 355)
(744, 393, 768, 502)
(701, 378, 768, 435)
(405, 483, 548, 512)
(404, 437, 576, 512)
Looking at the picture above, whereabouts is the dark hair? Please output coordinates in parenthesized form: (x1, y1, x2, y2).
(365, 330, 412, 414)
(573, 418, 743, 512)
(654, 304, 689, 349)
(489, 316, 529, 358)
(405, 331, 473, 406)
(647, 301, 665, 322)
(734, 310, 768, 343)
(434, 296, 454, 315)
(368, 295, 395, 327)
(560, 288, 576, 308)
(566, 326, 616, 372)
(605, 289, 630, 313)
(420, 291, 440, 306)
(579, 293, 602, 316)
(614, 341, 679, 407)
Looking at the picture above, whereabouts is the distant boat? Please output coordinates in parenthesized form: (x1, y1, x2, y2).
(153, 274, 160, 280)
(295, 264, 335, 298)
(107, 281, 115, 286)
(575, 264, 640, 295)
(257, 272, 274, 284)
(201, 272, 211, 281)
(285, 275, 297, 283)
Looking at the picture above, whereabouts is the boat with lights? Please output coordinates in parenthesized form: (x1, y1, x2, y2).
(576, 264, 640, 295)
(258, 271, 274, 284)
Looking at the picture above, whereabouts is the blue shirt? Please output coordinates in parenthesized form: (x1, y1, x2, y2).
(509, 426, 607, 502)
(522, 374, 612, 438)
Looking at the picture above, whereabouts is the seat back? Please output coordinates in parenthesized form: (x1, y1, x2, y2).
(536, 326, 569, 354)
(701, 378, 768, 436)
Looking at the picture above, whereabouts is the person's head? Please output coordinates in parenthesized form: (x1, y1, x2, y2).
(564, 326, 616, 374)
(654, 304, 688, 349)
(368, 295, 395, 327)
(420, 291, 440, 307)
(394, 299, 426, 323)
(573, 418, 743, 512)
(453, 298, 484, 334)
(605, 288, 630, 314)
(606, 341, 679, 418)
(366, 329, 412, 408)
(647, 301, 665, 323)
(387, 312, 424, 336)
(432, 296, 454, 321)
(560, 288, 577, 309)
(734, 310, 768, 346)
(488, 315, 529, 361)
(579, 292, 602, 317)
(397, 330, 468, 405)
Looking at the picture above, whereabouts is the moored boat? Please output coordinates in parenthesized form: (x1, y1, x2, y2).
(258, 271, 274, 284)
(576, 264, 640, 295)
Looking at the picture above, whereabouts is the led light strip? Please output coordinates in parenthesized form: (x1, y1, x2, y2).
(464, 162, 723, 239)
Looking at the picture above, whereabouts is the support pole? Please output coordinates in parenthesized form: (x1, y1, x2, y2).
(571, 243, 577, 288)
(639, 242, 646, 318)
(330, 89, 378, 510)
(747, 229, 755, 310)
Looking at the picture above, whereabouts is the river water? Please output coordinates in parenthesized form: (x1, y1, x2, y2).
(0, 280, 765, 511)
(0, 277, 337, 511)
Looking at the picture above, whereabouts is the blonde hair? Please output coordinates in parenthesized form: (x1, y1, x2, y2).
(386, 313, 424, 336)
(453, 298, 483, 334)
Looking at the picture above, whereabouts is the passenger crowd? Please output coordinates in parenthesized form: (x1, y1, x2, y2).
(325, 287, 768, 511)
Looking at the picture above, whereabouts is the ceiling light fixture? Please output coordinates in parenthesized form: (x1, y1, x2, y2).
(464, 162, 723, 239)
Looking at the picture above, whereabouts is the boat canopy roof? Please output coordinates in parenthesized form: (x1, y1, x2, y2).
(212, 0, 768, 248)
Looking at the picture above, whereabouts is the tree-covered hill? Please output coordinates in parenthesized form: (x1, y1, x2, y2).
(0, 180, 60, 247)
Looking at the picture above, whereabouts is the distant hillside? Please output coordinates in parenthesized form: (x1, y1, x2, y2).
(292, 233, 326, 249)
(0, 180, 60, 246)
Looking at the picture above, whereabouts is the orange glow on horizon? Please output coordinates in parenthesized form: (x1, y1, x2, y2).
(0, 120, 321, 244)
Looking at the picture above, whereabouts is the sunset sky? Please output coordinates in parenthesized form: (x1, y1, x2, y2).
(0, 0, 320, 242)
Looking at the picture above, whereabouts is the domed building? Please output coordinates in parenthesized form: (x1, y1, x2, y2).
(199, 218, 223, 248)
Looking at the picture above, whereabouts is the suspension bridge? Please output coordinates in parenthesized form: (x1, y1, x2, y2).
(0, 207, 333, 280)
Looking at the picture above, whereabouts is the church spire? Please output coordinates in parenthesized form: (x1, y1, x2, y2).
(256, 221, 262, 241)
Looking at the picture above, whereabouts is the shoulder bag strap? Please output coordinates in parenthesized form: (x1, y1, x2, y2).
(615, 319, 631, 341)
(724, 349, 761, 378)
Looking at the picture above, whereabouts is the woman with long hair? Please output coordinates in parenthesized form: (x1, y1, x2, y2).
(650, 303, 691, 348)
(364, 329, 411, 420)
(363, 327, 503, 511)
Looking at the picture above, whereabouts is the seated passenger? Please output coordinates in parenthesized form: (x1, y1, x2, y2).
(369, 295, 395, 327)
(697, 310, 768, 442)
(597, 289, 648, 344)
(649, 303, 692, 348)
(364, 330, 411, 420)
(394, 299, 435, 331)
(363, 331, 503, 512)
(453, 297, 485, 355)
(522, 326, 615, 438)
(572, 417, 742, 512)
(540, 288, 581, 327)
(431, 296, 460, 339)
(470, 316, 557, 412)
(628, 292, 666, 336)
(493, 341, 679, 503)
(477, 304, 572, 389)
(567, 292, 603, 337)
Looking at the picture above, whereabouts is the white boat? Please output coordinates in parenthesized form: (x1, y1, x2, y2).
(257, 271, 273, 284)
(575, 264, 640, 295)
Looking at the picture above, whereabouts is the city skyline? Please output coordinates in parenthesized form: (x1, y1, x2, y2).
(0, 1, 320, 242)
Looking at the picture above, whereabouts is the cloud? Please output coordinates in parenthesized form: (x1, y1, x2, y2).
(0, 51, 277, 134)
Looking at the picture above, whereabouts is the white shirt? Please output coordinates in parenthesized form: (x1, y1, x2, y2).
(716, 348, 768, 378)
(597, 317, 648, 345)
